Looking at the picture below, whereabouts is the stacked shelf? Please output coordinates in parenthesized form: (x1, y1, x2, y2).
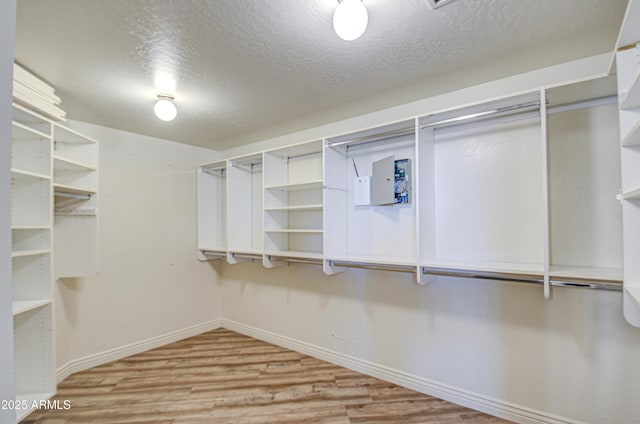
(263, 141, 324, 265)
(616, 3, 640, 325)
(10, 104, 56, 420)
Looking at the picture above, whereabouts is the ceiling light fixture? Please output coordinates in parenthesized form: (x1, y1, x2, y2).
(154, 94, 177, 121)
(333, 0, 368, 41)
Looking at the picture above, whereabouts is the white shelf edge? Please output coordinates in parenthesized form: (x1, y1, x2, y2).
(53, 183, 96, 196)
(264, 204, 323, 212)
(11, 249, 51, 258)
(330, 255, 417, 267)
(53, 155, 97, 171)
(621, 119, 640, 147)
(228, 249, 263, 256)
(11, 225, 51, 230)
(11, 168, 51, 180)
(12, 120, 50, 139)
(15, 391, 56, 421)
(549, 265, 623, 283)
(623, 187, 640, 200)
(625, 286, 640, 309)
(620, 67, 640, 110)
(265, 250, 323, 260)
(264, 180, 323, 191)
(12, 299, 52, 316)
(264, 229, 323, 234)
(54, 124, 98, 144)
(420, 260, 544, 276)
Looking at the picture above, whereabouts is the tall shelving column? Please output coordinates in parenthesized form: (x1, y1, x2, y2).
(52, 124, 99, 278)
(263, 141, 324, 267)
(10, 103, 55, 421)
(226, 153, 263, 264)
(616, 0, 640, 327)
(196, 160, 227, 260)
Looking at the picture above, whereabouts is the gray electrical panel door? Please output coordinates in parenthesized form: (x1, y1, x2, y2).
(371, 155, 395, 205)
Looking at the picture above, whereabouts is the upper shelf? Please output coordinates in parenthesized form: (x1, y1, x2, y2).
(11, 168, 50, 181)
(54, 125, 98, 144)
(264, 180, 323, 191)
(53, 155, 97, 171)
(12, 121, 50, 140)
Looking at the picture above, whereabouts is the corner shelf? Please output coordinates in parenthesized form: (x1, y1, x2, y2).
(11, 249, 51, 258)
(620, 67, 640, 110)
(11, 168, 50, 181)
(626, 286, 640, 309)
(12, 299, 52, 316)
(623, 187, 640, 200)
(621, 119, 640, 146)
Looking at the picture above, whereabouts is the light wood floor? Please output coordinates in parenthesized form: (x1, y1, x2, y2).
(24, 329, 512, 424)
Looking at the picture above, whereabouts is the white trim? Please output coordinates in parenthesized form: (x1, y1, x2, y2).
(222, 319, 586, 424)
(56, 319, 223, 383)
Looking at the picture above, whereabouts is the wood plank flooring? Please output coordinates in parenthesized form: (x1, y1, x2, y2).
(24, 329, 512, 424)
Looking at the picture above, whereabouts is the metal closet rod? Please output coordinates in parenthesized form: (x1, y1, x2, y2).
(420, 100, 541, 130)
(327, 126, 415, 150)
(267, 256, 324, 265)
(54, 191, 91, 200)
(329, 260, 415, 273)
(421, 267, 622, 292)
(231, 253, 262, 260)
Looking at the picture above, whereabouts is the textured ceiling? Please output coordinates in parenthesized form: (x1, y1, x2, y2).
(15, 0, 628, 150)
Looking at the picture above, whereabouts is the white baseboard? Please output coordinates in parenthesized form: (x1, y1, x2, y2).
(56, 319, 223, 383)
(222, 319, 583, 424)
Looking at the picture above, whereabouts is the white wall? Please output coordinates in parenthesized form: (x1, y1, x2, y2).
(0, 0, 16, 422)
(53, 121, 221, 371)
(221, 263, 640, 424)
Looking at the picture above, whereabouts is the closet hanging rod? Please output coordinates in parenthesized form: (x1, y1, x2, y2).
(231, 253, 263, 260)
(268, 256, 324, 265)
(421, 267, 623, 291)
(232, 161, 262, 170)
(329, 260, 416, 274)
(327, 126, 415, 150)
(420, 100, 540, 130)
(286, 151, 322, 161)
(54, 191, 91, 200)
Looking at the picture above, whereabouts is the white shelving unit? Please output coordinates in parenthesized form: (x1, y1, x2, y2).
(9, 103, 100, 420)
(197, 160, 227, 260)
(226, 153, 263, 263)
(53, 124, 99, 279)
(616, 0, 640, 327)
(263, 141, 324, 266)
(10, 104, 55, 421)
(324, 120, 417, 273)
(417, 92, 547, 286)
(546, 79, 623, 286)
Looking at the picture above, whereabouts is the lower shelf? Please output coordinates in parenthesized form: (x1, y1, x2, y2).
(16, 391, 56, 422)
(421, 260, 544, 277)
(12, 300, 52, 317)
(625, 286, 640, 309)
(550, 265, 623, 283)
